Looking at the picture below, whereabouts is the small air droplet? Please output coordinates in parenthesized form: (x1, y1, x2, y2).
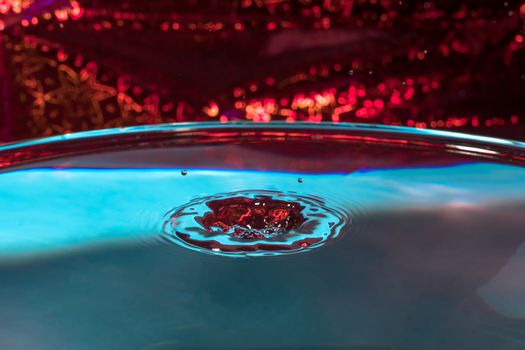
(298, 178, 303, 183)
(181, 170, 188, 176)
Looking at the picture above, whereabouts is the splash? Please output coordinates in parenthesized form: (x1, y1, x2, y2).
(163, 190, 349, 257)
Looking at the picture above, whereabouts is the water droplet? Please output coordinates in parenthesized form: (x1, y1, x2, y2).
(181, 170, 188, 176)
(163, 190, 349, 257)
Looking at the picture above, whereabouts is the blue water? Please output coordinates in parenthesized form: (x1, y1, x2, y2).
(0, 163, 524, 258)
(1, 160, 525, 349)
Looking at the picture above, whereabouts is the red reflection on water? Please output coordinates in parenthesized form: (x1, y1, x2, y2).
(198, 196, 306, 240)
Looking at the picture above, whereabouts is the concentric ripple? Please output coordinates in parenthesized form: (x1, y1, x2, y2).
(162, 190, 350, 257)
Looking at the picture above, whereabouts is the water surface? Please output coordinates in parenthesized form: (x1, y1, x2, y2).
(1, 124, 525, 350)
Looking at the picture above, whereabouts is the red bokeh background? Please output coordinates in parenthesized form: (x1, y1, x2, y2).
(1, 0, 525, 142)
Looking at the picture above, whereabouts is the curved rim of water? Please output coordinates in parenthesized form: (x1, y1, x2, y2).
(1, 121, 525, 152)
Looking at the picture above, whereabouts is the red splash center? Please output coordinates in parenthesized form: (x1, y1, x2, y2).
(197, 196, 306, 240)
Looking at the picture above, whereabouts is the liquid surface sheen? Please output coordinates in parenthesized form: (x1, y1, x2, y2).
(1, 127, 525, 350)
